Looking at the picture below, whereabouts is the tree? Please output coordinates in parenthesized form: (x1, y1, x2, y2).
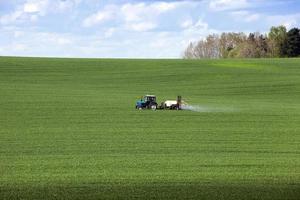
(268, 26, 287, 57)
(183, 35, 221, 59)
(256, 34, 269, 57)
(285, 28, 300, 57)
(182, 25, 299, 59)
(183, 42, 196, 59)
(205, 34, 220, 58)
(219, 32, 246, 58)
(238, 32, 268, 58)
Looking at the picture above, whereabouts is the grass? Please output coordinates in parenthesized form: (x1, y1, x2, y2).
(0, 57, 300, 199)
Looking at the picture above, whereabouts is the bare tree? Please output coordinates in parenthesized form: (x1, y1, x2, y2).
(183, 34, 221, 59)
(206, 34, 220, 58)
(183, 42, 196, 59)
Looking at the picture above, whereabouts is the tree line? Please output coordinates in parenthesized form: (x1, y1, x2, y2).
(183, 26, 300, 59)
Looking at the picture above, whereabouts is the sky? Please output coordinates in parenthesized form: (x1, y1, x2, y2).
(0, 0, 299, 58)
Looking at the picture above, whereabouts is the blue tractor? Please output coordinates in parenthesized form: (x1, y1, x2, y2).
(136, 95, 158, 110)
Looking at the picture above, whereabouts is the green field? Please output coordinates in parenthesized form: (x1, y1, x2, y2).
(1, 57, 300, 199)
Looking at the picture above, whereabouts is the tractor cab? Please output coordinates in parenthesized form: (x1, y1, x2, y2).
(136, 95, 158, 110)
(144, 95, 156, 103)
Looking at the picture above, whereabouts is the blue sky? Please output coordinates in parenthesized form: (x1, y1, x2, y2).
(0, 0, 299, 58)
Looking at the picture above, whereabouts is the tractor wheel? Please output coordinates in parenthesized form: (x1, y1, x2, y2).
(151, 105, 157, 110)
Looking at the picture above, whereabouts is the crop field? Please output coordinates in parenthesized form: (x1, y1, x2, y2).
(0, 57, 300, 199)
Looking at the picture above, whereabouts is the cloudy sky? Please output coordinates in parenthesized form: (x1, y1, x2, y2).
(0, 0, 299, 58)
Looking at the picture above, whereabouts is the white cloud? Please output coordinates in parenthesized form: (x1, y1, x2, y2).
(121, 3, 146, 22)
(121, 1, 179, 22)
(266, 14, 300, 29)
(231, 11, 260, 22)
(151, 2, 178, 13)
(229, 10, 300, 29)
(23, 2, 41, 13)
(0, 0, 80, 25)
(30, 14, 38, 22)
(4, 0, 298, 58)
(120, 1, 182, 31)
(209, 0, 249, 11)
(83, 7, 115, 27)
(14, 31, 24, 38)
(0, 10, 23, 25)
(56, 38, 72, 45)
(246, 13, 260, 22)
(183, 18, 209, 32)
(128, 22, 157, 32)
(38, 32, 74, 46)
(0, 29, 76, 57)
(180, 18, 217, 45)
(56, 0, 82, 11)
(82, 1, 183, 31)
(0, 26, 185, 58)
(0, 13, 216, 58)
(22, 0, 52, 15)
(12, 43, 27, 51)
(104, 28, 115, 38)
(181, 19, 194, 28)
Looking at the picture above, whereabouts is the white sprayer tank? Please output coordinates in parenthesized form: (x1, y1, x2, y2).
(164, 100, 178, 107)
